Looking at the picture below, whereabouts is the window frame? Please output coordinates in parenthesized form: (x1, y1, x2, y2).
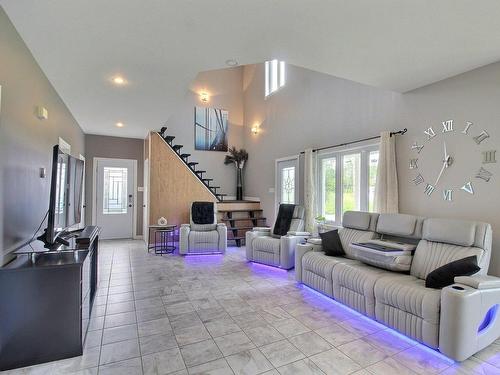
(316, 143, 379, 226)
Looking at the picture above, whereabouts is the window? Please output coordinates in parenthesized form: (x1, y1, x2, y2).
(103, 167, 128, 214)
(265, 60, 285, 97)
(281, 166, 295, 204)
(318, 145, 379, 225)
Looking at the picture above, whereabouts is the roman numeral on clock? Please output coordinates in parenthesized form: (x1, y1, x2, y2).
(424, 127, 436, 140)
(461, 181, 474, 195)
(443, 189, 453, 201)
(482, 150, 497, 164)
(409, 159, 418, 169)
(462, 121, 473, 135)
(411, 142, 424, 154)
(442, 120, 453, 133)
(473, 130, 490, 145)
(476, 167, 493, 182)
(412, 174, 424, 185)
(424, 183, 435, 196)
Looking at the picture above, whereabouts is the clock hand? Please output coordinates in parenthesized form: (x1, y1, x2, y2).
(434, 162, 447, 187)
(443, 141, 448, 163)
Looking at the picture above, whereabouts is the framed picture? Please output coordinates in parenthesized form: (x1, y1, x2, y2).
(194, 107, 228, 151)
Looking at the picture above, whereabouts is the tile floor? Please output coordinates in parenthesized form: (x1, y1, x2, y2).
(3, 239, 500, 375)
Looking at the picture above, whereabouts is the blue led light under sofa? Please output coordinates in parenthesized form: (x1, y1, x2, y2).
(295, 211, 500, 361)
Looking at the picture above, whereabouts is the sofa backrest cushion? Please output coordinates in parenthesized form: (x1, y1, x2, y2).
(342, 211, 379, 231)
(376, 213, 424, 239)
(423, 218, 489, 247)
(410, 218, 492, 279)
(339, 228, 378, 259)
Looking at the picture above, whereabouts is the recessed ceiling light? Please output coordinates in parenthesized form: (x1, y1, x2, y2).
(112, 76, 126, 85)
(116, 122, 124, 128)
(225, 59, 238, 67)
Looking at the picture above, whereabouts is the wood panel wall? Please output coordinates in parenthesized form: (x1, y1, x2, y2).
(148, 133, 216, 228)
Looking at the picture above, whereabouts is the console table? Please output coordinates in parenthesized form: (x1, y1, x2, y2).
(0, 226, 100, 371)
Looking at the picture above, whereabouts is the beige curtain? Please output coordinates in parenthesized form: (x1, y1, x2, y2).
(374, 131, 399, 213)
(304, 148, 316, 233)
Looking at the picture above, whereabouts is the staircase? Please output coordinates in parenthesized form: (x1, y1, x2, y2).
(156, 127, 268, 245)
(218, 201, 268, 247)
(158, 127, 227, 202)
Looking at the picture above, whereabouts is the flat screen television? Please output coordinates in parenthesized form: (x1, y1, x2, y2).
(42, 145, 85, 246)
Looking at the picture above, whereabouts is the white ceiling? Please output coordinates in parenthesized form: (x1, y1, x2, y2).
(2, 0, 500, 139)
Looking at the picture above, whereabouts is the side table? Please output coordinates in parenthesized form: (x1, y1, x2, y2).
(148, 224, 177, 254)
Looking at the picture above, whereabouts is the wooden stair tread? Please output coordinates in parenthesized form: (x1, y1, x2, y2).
(180, 153, 191, 158)
(218, 209, 263, 213)
(221, 217, 266, 222)
(172, 145, 183, 150)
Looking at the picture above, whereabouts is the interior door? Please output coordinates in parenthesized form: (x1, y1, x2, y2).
(95, 159, 135, 239)
(276, 157, 299, 213)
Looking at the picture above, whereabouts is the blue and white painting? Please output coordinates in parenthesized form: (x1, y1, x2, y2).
(194, 107, 228, 151)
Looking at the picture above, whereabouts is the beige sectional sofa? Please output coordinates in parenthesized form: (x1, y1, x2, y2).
(295, 211, 500, 361)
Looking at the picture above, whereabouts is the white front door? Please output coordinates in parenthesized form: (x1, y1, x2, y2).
(276, 157, 299, 212)
(95, 158, 135, 239)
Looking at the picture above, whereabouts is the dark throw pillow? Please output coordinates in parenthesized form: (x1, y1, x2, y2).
(319, 229, 345, 257)
(425, 255, 480, 289)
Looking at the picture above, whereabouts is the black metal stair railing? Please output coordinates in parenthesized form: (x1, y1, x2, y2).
(157, 128, 227, 202)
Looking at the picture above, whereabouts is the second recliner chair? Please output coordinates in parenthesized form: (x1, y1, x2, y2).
(245, 204, 309, 269)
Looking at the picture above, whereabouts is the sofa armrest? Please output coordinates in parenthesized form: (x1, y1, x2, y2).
(440, 276, 500, 361)
(287, 231, 311, 236)
(280, 234, 309, 270)
(179, 225, 190, 254)
(454, 275, 500, 289)
(217, 223, 227, 254)
(295, 243, 316, 282)
(245, 229, 270, 261)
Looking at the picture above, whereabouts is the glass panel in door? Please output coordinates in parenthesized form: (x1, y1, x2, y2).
(281, 167, 295, 204)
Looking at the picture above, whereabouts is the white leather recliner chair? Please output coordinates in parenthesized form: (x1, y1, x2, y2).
(245, 205, 309, 269)
(179, 202, 227, 255)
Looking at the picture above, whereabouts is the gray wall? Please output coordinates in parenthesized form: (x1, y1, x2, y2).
(397, 62, 500, 276)
(85, 134, 144, 236)
(165, 67, 245, 197)
(242, 63, 400, 224)
(0, 8, 85, 265)
(242, 62, 500, 276)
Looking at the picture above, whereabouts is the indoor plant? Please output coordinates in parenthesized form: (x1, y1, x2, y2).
(224, 147, 248, 201)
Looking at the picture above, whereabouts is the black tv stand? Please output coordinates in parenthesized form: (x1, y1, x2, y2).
(0, 226, 100, 371)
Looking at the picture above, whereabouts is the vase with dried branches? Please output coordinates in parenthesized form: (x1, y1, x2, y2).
(224, 147, 249, 201)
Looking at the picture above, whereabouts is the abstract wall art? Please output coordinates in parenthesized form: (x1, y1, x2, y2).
(194, 107, 228, 151)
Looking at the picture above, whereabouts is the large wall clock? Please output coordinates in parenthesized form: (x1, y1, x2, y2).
(409, 120, 496, 201)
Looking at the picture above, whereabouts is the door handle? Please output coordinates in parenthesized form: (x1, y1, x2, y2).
(128, 194, 133, 208)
